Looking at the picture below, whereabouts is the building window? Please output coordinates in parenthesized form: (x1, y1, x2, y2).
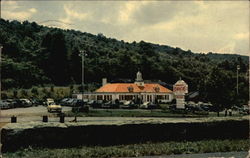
(125, 95, 133, 100)
(165, 95, 169, 100)
(97, 95, 103, 100)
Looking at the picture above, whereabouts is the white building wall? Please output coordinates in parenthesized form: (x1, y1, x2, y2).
(73, 92, 174, 103)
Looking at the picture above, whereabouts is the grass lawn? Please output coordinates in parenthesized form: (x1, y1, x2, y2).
(66, 109, 202, 117)
(65, 108, 244, 118)
(3, 139, 249, 158)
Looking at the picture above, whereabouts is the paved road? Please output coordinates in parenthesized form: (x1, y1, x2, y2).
(125, 151, 249, 158)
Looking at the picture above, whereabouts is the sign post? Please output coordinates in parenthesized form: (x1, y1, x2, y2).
(173, 79, 188, 109)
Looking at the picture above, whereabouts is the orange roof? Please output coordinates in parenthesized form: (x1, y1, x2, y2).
(95, 83, 172, 93)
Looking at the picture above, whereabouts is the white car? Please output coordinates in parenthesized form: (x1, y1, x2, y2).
(45, 98, 54, 106)
(140, 102, 150, 109)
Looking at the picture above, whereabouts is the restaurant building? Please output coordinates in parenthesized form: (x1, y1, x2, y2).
(75, 71, 174, 103)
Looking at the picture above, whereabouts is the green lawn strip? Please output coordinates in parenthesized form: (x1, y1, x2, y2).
(65, 109, 212, 117)
(65, 109, 245, 118)
(4, 139, 249, 158)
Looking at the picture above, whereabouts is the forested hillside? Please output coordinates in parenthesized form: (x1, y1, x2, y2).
(0, 19, 248, 107)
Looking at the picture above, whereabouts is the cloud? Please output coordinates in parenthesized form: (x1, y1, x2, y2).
(234, 33, 249, 40)
(118, 1, 150, 24)
(2, 1, 37, 21)
(2, 1, 19, 10)
(29, 8, 37, 14)
(217, 42, 236, 54)
(63, 4, 89, 21)
(130, 1, 200, 25)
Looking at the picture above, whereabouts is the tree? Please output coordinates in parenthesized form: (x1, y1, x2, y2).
(13, 90, 18, 98)
(205, 67, 236, 110)
(40, 30, 69, 85)
(20, 89, 28, 98)
(31, 87, 39, 96)
(68, 46, 81, 84)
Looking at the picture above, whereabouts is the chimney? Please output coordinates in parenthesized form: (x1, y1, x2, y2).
(102, 78, 107, 86)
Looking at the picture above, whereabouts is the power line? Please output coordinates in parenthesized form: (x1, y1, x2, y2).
(38, 20, 73, 26)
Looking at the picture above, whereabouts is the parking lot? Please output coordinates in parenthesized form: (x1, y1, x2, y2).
(0, 106, 71, 124)
(0, 105, 71, 116)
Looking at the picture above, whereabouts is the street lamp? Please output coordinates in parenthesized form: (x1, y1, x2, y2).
(237, 65, 240, 95)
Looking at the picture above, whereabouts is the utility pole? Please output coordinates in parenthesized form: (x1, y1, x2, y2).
(0, 45, 2, 100)
(79, 50, 86, 101)
(71, 50, 86, 123)
(237, 65, 240, 95)
(0, 44, 2, 158)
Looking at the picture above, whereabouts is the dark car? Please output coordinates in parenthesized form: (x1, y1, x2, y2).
(101, 101, 119, 109)
(30, 99, 44, 106)
(65, 98, 76, 106)
(60, 98, 70, 106)
(5, 99, 18, 108)
(72, 100, 89, 113)
(200, 104, 210, 111)
(147, 102, 158, 109)
(19, 99, 32, 107)
(239, 105, 249, 115)
(0, 100, 10, 109)
(185, 104, 203, 112)
(89, 100, 103, 109)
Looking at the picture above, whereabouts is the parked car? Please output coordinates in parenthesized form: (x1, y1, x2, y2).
(185, 102, 203, 112)
(239, 105, 249, 115)
(44, 98, 54, 106)
(121, 101, 137, 109)
(140, 102, 149, 109)
(5, 99, 18, 108)
(64, 98, 76, 106)
(0, 100, 10, 109)
(31, 99, 44, 106)
(19, 99, 32, 107)
(60, 98, 70, 106)
(200, 103, 212, 111)
(72, 100, 89, 113)
(140, 102, 158, 109)
(232, 105, 241, 111)
(14, 99, 24, 108)
(47, 102, 62, 113)
(71, 99, 83, 107)
(88, 100, 103, 108)
(101, 100, 119, 109)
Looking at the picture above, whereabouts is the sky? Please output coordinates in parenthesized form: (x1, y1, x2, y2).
(1, 0, 249, 56)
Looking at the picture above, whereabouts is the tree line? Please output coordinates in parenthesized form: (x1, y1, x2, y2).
(0, 19, 248, 108)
